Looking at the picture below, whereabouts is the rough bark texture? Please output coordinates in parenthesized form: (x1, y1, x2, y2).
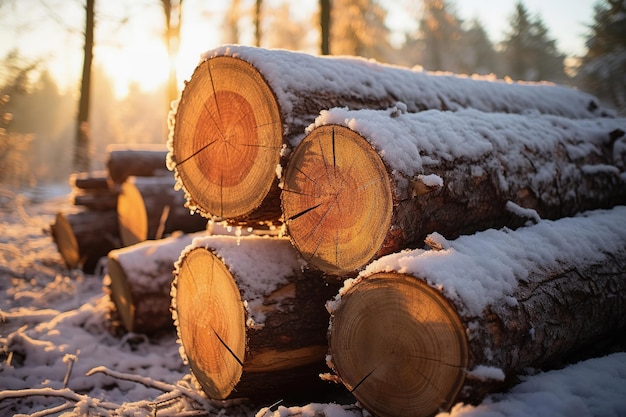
(282, 118, 626, 275)
(106, 144, 169, 185)
(172, 236, 341, 403)
(327, 209, 626, 417)
(106, 233, 200, 334)
(169, 46, 611, 224)
(70, 171, 120, 211)
(117, 176, 207, 246)
(50, 210, 120, 273)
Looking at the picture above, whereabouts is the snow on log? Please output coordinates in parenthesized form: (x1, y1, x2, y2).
(106, 232, 204, 334)
(50, 210, 120, 273)
(106, 143, 169, 185)
(172, 235, 341, 402)
(326, 206, 626, 417)
(116, 175, 208, 247)
(167, 45, 612, 224)
(281, 107, 626, 275)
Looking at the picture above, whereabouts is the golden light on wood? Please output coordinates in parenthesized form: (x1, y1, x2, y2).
(117, 180, 148, 247)
(329, 273, 469, 417)
(172, 57, 282, 220)
(106, 256, 136, 332)
(50, 212, 81, 268)
(281, 125, 393, 275)
(175, 247, 246, 399)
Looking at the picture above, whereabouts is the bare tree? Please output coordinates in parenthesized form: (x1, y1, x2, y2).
(73, 0, 95, 172)
(161, 0, 183, 107)
(254, 0, 263, 47)
(320, 0, 330, 54)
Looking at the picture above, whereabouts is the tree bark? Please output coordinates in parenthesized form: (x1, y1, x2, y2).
(106, 232, 201, 334)
(50, 209, 120, 273)
(70, 171, 119, 211)
(106, 144, 169, 185)
(327, 206, 626, 417)
(117, 175, 207, 247)
(168, 45, 612, 224)
(172, 235, 341, 403)
(281, 108, 626, 275)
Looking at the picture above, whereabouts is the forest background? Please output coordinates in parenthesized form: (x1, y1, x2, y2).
(0, 0, 624, 188)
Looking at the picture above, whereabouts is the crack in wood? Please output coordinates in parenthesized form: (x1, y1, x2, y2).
(288, 203, 322, 221)
(213, 328, 244, 367)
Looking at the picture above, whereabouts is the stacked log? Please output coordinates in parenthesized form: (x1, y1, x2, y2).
(105, 232, 204, 334)
(281, 107, 626, 275)
(106, 143, 169, 185)
(171, 235, 342, 402)
(326, 206, 626, 417)
(70, 170, 118, 211)
(162, 47, 626, 412)
(116, 175, 207, 247)
(167, 45, 613, 225)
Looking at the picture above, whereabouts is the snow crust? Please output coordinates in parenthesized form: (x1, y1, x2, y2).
(358, 206, 626, 316)
(201, 45, 612, 127)
(308, 106, 626, 179)
(175, 234, 304, 325)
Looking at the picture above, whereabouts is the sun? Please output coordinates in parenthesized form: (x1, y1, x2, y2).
(98, 38, 170, 99)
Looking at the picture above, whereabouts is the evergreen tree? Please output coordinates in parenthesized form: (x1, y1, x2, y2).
(501, 2, 566, 82)
(460, 18, 499, 75)
(577, 0, 626, 113)
(418, 0, 464, 72)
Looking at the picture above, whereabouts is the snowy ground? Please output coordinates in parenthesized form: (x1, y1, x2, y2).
(1, 186, 626, 417)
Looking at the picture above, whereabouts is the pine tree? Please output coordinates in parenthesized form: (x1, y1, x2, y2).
(577, 0, 626, 113)
(461, 19, 499, 75)
(501, 1, 566, 82)
(418, 0, 464, 72)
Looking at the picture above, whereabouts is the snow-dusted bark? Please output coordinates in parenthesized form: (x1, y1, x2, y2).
(327, 206, 626, 417)
(282, 106, 626, 275)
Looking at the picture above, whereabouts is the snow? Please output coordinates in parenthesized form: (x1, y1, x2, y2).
(1, 191, 626, 416)
(358, 206, 626, 316)
(200, 45, 613, 130)
(308, 106, 626, 181)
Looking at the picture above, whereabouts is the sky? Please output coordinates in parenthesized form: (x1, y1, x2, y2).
(0, 0, 599, 99)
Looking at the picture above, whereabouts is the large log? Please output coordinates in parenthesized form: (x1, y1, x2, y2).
(106, 143, 169, 185)
(167, 45, 612, 224)
(117, 175, 208, 247)
(326, 206, 626, 417)
(50, 209, 120, 273)
(172, 235, 341, 402)
(106, 232, 203, 334)
(281, 107, 626, 275)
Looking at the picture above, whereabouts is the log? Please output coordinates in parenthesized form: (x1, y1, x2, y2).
(167, 45, 612, 224)
(106, 232, 204, 334)
(281, 107, 626, 275)
(106, 143, 169, 185)
(117, 175, 208, 247)
(50, 210, 120, 273)
(70, 170, 120, 211)
(172, 235, 341, 402)
(326, 206, 626, 417)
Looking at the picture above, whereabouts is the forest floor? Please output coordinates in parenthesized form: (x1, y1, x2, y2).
(1, 185, 625, 417)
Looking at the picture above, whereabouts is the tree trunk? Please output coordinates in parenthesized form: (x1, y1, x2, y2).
(281, 108, 626, 275)
(117, 175, 207, 247)
(73, 0, 94, 172)
(168, 46, 612, 224)
(50, 209, 120, 273)
(172, 235, 341, 403)
(106, 144, 169, 185)
(106, 232, 202, 334)
(327, 206, 626, 417)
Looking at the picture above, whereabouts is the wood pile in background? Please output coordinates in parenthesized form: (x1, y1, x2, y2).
(51, 144, 207, 273)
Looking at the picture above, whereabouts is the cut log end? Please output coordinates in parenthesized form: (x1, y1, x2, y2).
(172, 56, 283, 220)
(106, 257, 136, 333)
(282, 125, 393, 275)
(328, 273, 468, 417)
(50, 212, 80, 268)
(175, 247, 246, 399)
(117, 180, 149, 247)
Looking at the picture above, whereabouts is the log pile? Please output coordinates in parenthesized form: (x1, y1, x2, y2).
(51, 144, 207, 273)
(48, 46, 626, 414)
